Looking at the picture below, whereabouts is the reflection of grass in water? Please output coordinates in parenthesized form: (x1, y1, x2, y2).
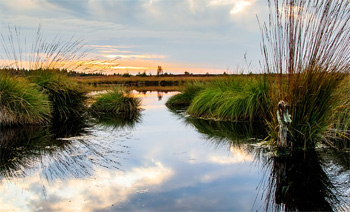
(185, 118, 265, 144)
(0, 125, 61, 178)
(0, 118, 124, 181)
(258, 150, 348, 211)
(93, 111, 142, 130)
(169, 105, 267, 149)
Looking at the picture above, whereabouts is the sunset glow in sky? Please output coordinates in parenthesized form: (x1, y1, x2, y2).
(0, 0, 268, 74)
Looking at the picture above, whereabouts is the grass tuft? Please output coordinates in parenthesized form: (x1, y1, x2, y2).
(259, 0, 350, 149)
(187, 76, 269, 121)
(29, 69, 87, 122)
(165, 81, 205, 108)
(90, 87, 141, 114)
(0, 72, 51, 126)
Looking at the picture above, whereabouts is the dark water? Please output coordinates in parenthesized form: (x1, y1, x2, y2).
(0, 92, 349, 211)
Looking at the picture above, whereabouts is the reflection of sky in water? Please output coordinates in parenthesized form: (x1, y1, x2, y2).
(1, 92, 348, 211)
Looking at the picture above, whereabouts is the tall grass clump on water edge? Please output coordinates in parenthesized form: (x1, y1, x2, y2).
(187, 76, 270, 121)
(0, 25, 92, 122)
(90, 87, 141, 115)
(29, 69, 87, 122)
(0, 72, 51, 126)
(165, 81, 205, 109)
(260, 0, 350, 150)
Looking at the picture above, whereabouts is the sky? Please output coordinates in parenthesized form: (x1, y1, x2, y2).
(0, 0, 269, 75)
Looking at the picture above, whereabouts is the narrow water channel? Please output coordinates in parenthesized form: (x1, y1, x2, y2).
(0, 92, 349, 211)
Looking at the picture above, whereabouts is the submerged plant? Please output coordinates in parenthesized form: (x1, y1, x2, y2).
(260, 0, 350, 149)
(0, 73, 51, 126)
(29, 69, 87, 122)
(90, 87, 141, 114)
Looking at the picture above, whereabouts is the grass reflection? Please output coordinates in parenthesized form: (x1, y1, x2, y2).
(0, 125, 55, 178)
(169, 107, 266, 146)
(0, 117, 128, 181)
(258, 150, 349, 211)
(92, 110, 142, 130)
(168, 107, 349, 211)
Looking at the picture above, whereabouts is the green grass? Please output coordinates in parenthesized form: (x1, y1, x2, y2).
(187, 76, 269, 121)
(165, 81, 205, 108)
(259, 0, 350, 149)
(29, 69, 87, 122)
(90, 87, 141, 114)
(0, 73, 51, 126)
(324, 76, 350, 148)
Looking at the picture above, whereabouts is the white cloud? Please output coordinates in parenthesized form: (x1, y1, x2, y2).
(0, 0, 268, 73)
(208, 0, 256, 15)
(0, 160, 173, 212)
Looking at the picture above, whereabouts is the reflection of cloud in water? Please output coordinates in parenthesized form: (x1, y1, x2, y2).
(0, 160, 173, 212)
(182, 146, 253, 165)
(209, 147, 253, 165)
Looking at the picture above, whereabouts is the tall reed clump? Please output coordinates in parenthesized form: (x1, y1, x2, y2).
(260, 0, 350, 149)
(0, 25, 91, 122)
(0, 72, 51, 126)
(90, 87, 141, 115)
(29, 69, 87, 122)
(0, 25, 88, 71)
(165, 81, 205, 108)
(187, 76, 269, 121)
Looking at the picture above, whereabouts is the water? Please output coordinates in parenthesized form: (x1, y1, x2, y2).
(0, 92, 349, 211)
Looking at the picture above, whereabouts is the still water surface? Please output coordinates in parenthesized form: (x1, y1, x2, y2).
(0, 92, 349, 211)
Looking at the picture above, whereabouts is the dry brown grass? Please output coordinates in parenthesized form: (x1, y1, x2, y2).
(71, 75, 229, 85)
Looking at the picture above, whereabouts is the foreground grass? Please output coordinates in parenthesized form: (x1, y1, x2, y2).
(0, 73, 51, 126)
(90, 87, 141, 115)
(29, 69, 87, 122)
(260, 0, 350, 149)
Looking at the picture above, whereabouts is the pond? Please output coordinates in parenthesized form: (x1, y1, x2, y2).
(0, 91, 349, 211)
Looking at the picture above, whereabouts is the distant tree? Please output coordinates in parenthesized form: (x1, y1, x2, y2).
(184, 71, 190, 75)
(157, 66, 163, 76)
(136, 71, 147, 77)
(122, 73, 131, 77)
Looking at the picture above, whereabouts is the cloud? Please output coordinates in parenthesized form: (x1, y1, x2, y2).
(208, 0, 255, 14)
(0, 160, 173, 212)
(0, 0, 268, 73)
